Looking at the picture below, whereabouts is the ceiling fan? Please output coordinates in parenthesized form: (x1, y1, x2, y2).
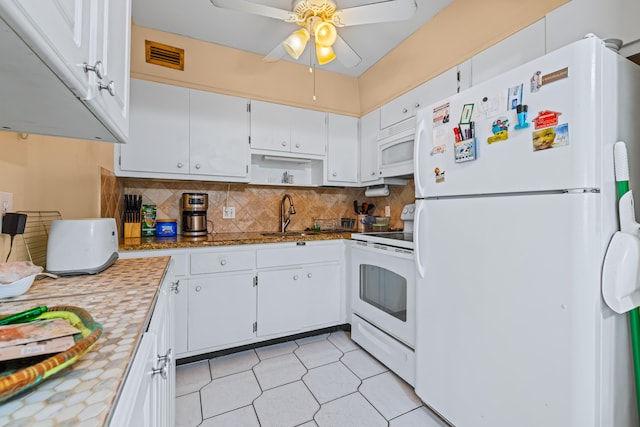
(210, 0, 418, 68)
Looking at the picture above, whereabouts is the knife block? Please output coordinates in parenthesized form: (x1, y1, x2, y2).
(123, 220, 141, 238)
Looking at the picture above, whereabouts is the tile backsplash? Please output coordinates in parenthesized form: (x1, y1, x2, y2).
(101, 172, 415, 236)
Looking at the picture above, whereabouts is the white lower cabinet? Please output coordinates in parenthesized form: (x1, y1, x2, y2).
(257, 264, 341, 337)
(187, 273, 256, 351)
(120, 241, 345, 358)
(110, 259, 175, 426)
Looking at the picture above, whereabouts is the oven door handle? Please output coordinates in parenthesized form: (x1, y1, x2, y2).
(414, 202, 425, 279)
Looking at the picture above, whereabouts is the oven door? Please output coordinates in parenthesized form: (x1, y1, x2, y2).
(350, 241, 416, 347)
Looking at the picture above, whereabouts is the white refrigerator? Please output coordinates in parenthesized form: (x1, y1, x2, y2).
(414, 35, 640, 427)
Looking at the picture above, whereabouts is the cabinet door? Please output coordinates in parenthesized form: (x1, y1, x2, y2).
(250, 100, 291, 152)
(471, 19, 545, 86)
(120, 79, 189, 174)
(1, 0, 93, 98)
(187, 273, 256, 351)
(290, 107, 326, 155)
(359, 109, 382, 184)
(172, 278, 188, 356)
(190, 90, 250, 178)
(414, 65, 461, 111)
(380, 90, 416, 129)
(88, 0, 131, 142)
(257, 264, 341, 337)
(326, 113, 358, 184)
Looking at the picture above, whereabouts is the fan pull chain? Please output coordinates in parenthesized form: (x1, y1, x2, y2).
(310, 45, 316, 101)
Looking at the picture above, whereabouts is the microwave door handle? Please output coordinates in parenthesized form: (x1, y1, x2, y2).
(414, 202, 425, 279)
(414, 118, 426, 198)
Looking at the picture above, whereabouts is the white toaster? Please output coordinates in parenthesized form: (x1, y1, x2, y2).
(46, 218, 119, 276)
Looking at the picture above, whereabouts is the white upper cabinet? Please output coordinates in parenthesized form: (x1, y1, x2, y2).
(326, 113, 359, 185)
(189, 90, 250, 178)
(119, 79, 190, 175)
(546, 0, 640, 56)
(359, 109, 383, 185)
(117, 80, 250, 182)
(251, 100, 327, 157)
(89, 0, 132, 142)
(470, 19, 546, 86)
(0, 0, 131, 142)
(380, 87, 424, 130)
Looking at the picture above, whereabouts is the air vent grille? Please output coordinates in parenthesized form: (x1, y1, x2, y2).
(145, 40, 184, 70)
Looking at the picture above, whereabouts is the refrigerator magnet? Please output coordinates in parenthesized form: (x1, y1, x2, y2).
(530, 71, 542, 92)
(507, 84, 524, 110)
(487, 117, 509, 144)
(454, 138, 476, 163)
(532, 123, 569, 151)
(459, 104, 474, 124)
(533, 110, 562, 129)
(433, 102, 450, 127)
(434, 168, 445, 183)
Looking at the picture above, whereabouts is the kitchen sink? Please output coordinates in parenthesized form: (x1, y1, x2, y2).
(260, 232, 318, 237)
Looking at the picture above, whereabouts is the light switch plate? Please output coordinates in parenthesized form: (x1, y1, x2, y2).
(385, 205, 391, 217)
(222, 206, 235, 219)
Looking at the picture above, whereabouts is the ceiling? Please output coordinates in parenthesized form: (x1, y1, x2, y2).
(131, 0, 452, 77)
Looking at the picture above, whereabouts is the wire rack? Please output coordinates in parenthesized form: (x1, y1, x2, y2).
(9, 211, 62, 268)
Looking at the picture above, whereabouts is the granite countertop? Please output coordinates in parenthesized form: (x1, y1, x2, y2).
(0, 256, 171, 426)
(119, 231, 353, 251)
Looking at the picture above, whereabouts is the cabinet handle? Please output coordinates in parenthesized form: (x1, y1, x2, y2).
(332, 172, 337, 177)
(195, 164, 201, 170)
(152, 360, 169, 380)
(307, 273, 312, 278)
(83, 60, 104, 79)
(195, 285, 202, 292)
(177, 163, 184, 168)
(98, 80, 115, 96)
(171, 280, 180, 294)
(281, 141, 287, 147)
(371, 171, 376, 176)
(295, 143, 300, 148)
(402, 108, 408, 114)
(415, 102, 420, 108)
(220, 259, 227, 266)
(293, 275, 299, 280)
(157, 348, 173, 365)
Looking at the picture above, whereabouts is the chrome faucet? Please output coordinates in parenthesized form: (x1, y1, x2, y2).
(280, 194, 296, 232)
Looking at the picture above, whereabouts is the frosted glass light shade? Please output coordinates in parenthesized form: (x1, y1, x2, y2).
(283, 28, 310, 60)
(316, 44, 336, 65)
(314, 21, 337, 47)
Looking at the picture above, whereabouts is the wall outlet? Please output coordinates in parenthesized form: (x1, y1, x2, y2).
(385, 205, 391, 217)
(0, 192, 14, 232)
(222, 206, 235, 219)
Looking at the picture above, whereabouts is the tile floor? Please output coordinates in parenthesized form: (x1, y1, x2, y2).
(175, 331, 451, 427)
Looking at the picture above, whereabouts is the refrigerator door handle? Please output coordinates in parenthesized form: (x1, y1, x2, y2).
(414, 118, 426, 198)
(414, 201, 425, 279)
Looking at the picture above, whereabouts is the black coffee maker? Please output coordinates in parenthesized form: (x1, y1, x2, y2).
(181, 193, 208, 237)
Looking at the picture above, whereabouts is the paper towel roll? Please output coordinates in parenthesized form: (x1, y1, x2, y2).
(365, 185, 389, 197)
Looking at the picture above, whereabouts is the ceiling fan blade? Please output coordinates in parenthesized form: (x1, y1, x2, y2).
(263, 42, 286, 63)
(210, 0, 298, 22)
(333, 35, 361, 68)
(332, 0, 417, 27)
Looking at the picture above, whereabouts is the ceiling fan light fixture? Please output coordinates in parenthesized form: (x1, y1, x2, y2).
(283, 28, 310, 60)
(314, 21, 337, 47)
(315, 44, 336, 65)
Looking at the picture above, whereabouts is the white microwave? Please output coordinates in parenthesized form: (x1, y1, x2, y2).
(377, 123, 414, 178)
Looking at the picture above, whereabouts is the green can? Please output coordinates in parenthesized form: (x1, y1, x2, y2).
(142, 204, 157, 236)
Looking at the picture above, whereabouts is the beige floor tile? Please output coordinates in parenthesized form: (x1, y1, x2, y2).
(176, 360, 211, 396)
(389, 406, 451, 427)
(200, 405, 260, 427)
(359, 371, 422, 420)
(314, 392, 386, 427)
(303, 362, 361, 404)
(200, 371, 262, 418)
(253, 381, 319, 427)
(209, 349, 259, 379)
(328, 331, 360, 353)
(175, 392, 202, 427)
(255, 340, 298, 360)
(340, 349, 388, 379)
(295, 340, 343, 369)
(253, 353, 308, 390)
